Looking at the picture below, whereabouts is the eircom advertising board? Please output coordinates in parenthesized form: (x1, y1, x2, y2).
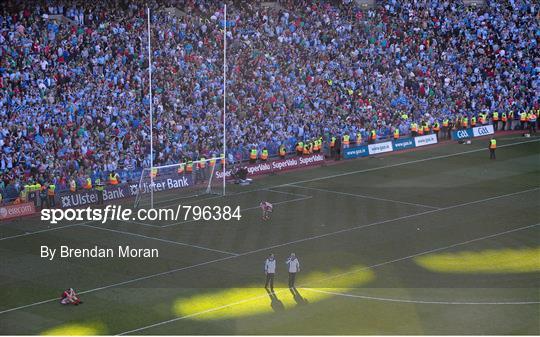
(452, 125, 494, 140)
(344, 134, 438, 159)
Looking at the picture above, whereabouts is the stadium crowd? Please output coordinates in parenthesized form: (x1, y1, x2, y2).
(0, 0, 539, 202)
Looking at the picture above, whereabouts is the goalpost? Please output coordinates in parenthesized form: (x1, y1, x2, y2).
(134, 158, 224, 209)
(141, 6, 228, 209)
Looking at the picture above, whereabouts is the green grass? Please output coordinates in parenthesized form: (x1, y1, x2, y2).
(1, 134, 539, 335)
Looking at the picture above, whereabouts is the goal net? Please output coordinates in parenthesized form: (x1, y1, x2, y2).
(134, 157, 224, 209)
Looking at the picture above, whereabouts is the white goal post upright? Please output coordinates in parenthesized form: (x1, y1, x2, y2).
(147, 7, 155, 209)
(222, 4, 227, 196)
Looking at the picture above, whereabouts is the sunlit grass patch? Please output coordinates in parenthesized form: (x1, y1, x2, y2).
(173, 265, 375, 320)
(415, 247, 540, 273)
(41, 322, 106, 335)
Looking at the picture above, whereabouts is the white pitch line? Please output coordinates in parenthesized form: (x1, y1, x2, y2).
(116, 222, 540, 335)
(0, 222, 86, 241)
(1, 188, 537, 316)
(264, 188, 312, 198)
(301, 288, 540, 305)
(292, 185, 440, 209)
(82, 224, 239, 256)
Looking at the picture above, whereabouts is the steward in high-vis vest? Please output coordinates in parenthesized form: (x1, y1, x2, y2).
(423, 122, 430, 134)
(489, 138, 497, 160)
(186, 160, 194, 174)
(432, 122, 440, 139)
(95, 178, 105, 205)
(501, 112, 507, 131)
(260, 148, 269, 161)
(470, 116, 477, 127)
(209, 156, 216, 169)
(520, 111, 527, 129)
(492, 111, 499, 131)
(250, 148, 258, 163)
(417, 124, 424, 136)
(393, 128, 399, 140)
(296, 141, 304, 156)
(279, 144, 286, 159)
(303, 142, 310, 155)
(84, 177, 92, 190)
(461, 116, 468, 129)
(369, 129, 376, 144)
(329, 136, 337, 158)
(528, 112, 537, 135)
(177, 162, 185, 174)
(442, 119, 449, 139)
(410, 122, 418, 137)
(48, 183, 56, 208)
(508, 111, 515, 130)
(198, 156, 206, 169)
(109, 172, 119, 185)
(342, 133, 350, 148)
(312, 140, 320, 153)
(356, 132, 362, 145)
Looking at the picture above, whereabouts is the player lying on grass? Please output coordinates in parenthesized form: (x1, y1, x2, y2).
(60, 288, 82, 305)
(260, 201, 273, 220)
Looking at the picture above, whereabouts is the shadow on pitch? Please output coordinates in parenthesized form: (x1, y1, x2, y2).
(265, 288, 285, 312)
(289, 287, 309, 305)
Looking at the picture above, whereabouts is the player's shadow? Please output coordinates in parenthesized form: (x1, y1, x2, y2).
(265, 288, 285, 312)
(289, 287, 309, 305)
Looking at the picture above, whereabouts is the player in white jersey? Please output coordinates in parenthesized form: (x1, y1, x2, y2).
(260, 201, 273, 220)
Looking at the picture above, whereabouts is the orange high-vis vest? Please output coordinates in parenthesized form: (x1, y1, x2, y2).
(177, 163, 185, 174)
(370, 130, 376, 140)
(356, 133, 362, 145)
(418, 127, 424, 135)
(186, 162, 193, 172)
(342, 134, 350, 145)
(490, 139, 497, 149)
(261, 150, 268, 160)
(411, 124, 418, 132)
(209, 158, 216, 167)
(279, 146, 286, 157)
(250, 149, 257, 160)
(393, 129, 399, 139)
(423, 124, 429, 132)
(109, 174, 118, 185)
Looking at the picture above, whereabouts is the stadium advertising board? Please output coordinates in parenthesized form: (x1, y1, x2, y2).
(452, 128, 474, 140)
(55, 174, 194, 208)
(368, 141, 393, 155)
(414, 134, 438, 147)
(0, 202, 36, 220)
(215, 153, 325, 180)
(472, 125, 495, 137)
(393, 137, 415, 151)
(452, 125, 495, 140)
(343, 145, 369, 159)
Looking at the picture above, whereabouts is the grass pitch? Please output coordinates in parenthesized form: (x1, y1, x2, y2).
(1, 134, 539, 335)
